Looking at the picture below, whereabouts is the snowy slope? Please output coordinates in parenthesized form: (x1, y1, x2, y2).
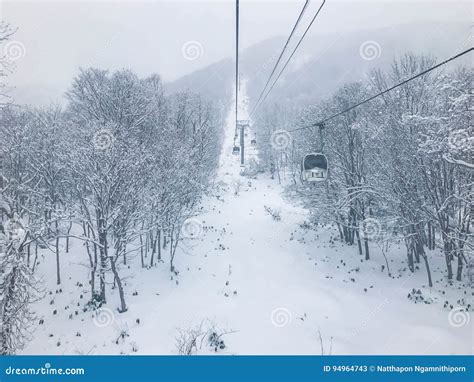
(22, 80, 471, 356)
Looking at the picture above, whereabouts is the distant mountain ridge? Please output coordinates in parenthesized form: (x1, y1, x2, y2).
(166, 21, 471, 108)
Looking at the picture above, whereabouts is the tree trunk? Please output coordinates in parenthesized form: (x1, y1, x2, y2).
(336, 223, 343, 240)
(422, 253, 433, 287)
(150, 232, 156, 267)
(431, 225, 435, 250)
(109, 257, 127, 313)
(66, 221, 72, 253)
(144, 229, 149, 258)
(414, 238, 421, 264)
(98, 217, 107, 303)
(26, 244, 31, 267)
(84, 223, 97, 299)
(55, 220, 61, 285)
(355, 229, 363, 255)
(169, 235, 174, 272)
(430, 222, 435, 250)
(406, 239, 414, 272)
(139, 233, 144, 268)
(443, 241, 453, 280)
(32, 242, 38, 272)
(427, 221, 432, 250)
(364, 238, 370, 260)
(456, 251, 463, 282)
(157, 229, 162, 261)
(414, 245, 420, 263)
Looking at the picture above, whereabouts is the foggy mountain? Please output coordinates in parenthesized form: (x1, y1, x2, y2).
(167, 21, 471, 107)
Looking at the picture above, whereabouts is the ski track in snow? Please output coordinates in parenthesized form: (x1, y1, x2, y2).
(23, 81, 471, 355)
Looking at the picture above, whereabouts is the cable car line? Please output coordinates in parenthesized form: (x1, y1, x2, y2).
(249, 0, 310, 118)
(289, 47, 474, 133)
(235, 0, 240, 136)
(232, 0, 243, 160)
(250, 0, 327, 118)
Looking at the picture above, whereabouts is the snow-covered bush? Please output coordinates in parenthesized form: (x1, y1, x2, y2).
(264, 205, 281, 221)
(175, 320, 235, 355)
(0, 201, 39, 354)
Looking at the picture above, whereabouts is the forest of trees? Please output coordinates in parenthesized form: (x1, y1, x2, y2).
(0, 23, 224, 353)
(0, 13, 471, 356)
(255, 53, 472, 289)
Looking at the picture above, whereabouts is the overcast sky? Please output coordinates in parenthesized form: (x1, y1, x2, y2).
(0, 0, 471, 105)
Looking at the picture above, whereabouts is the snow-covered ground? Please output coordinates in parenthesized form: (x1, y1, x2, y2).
(22, 81, 471, 355)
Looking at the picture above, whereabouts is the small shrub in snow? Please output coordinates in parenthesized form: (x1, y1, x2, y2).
(232, 180, 243, 195)
(264, 206, 281, 221)
(208, 331, 225, 352)
(175, 326, 201, 355)
(82, 293, 103, 312)
(114, 328, 130, 345)
(317, 329, 333, 355)
(407, 289, 433, 304)
(175, 320, 235, 355)
(299, 221, 311, 230)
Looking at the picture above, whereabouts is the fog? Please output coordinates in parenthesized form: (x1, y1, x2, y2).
(0, 0, 470, 105)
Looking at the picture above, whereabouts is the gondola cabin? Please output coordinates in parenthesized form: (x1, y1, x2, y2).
(251, 138, 257, 146)
(232, 146, 240, 155)
(302, 153, 328, 182)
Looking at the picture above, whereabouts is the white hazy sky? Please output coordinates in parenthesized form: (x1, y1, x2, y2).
(0, 0, 471, 105)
